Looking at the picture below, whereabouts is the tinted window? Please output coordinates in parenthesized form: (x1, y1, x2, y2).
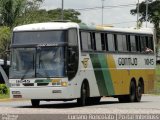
(68, 29, 78, 46)
(81, 32, 92, 51)
(107, 34, 115, 51)
(101, 33, 106, 50)
(95, 33, 102, 51)
(135, 36, 141, 52)
(140, 36, 147, 52)
(130, 35, 137, 52)
(13, 31, 66, 45)
(117, 35, 127, 52)
(147, 36, 154, 51)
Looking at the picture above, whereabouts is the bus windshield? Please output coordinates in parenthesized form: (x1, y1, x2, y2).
(13, 30, 66, 45)
(9, 47, 65, 79)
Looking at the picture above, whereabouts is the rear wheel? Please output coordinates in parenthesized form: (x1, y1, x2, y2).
(118, 96, 127, 103)
(118, 81, 136, 103)
(77, 82, 89, 106)
(135, 81, 143, 102)
(31, 99, 40, 107)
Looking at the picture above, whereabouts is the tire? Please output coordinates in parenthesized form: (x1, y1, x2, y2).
(118, 96, 127, 103)
(135, 81, 143, 102)
(118, 81, 136, 103)
(89, 97, 101, 105)
(127, 81, 136, 102)
(31, 99, 40, 107)
(77, 82, 89, 106)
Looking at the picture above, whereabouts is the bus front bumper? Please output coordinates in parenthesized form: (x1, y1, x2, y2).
(10, 87, 74, 100)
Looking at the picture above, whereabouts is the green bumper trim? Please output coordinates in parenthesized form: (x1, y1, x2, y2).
(35, 79, 51, 83)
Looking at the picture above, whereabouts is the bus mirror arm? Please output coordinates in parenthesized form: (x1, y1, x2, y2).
(5, 50, 10, 54)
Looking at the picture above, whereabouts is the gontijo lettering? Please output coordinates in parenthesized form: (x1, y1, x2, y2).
(118, 58, 138, 66)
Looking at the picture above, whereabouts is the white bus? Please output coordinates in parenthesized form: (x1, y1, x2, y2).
(9, 22, 156, 107)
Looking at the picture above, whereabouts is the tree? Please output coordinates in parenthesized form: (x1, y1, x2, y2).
(48, 9, 81, 23)
(0, 0, 44, 28)
(0, 26, 11, 66)
(16, 8, 81, 25)
(130, 0, 160, 44)
(0, 0, 25, 27)
(0, 0, 44, 74)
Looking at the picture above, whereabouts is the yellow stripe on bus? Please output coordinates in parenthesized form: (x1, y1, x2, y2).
(106, 55, 155, 95)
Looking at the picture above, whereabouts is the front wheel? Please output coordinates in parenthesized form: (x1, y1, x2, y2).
(127, 81, 136, 102)
(90, 97, 101, 105)
(77, 82, 89, 106)
(31, 99, 40, 107)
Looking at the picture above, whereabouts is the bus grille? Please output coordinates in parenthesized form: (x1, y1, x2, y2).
(23, 83, 34, 86)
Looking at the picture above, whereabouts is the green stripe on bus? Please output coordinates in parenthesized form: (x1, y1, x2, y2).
(90, 54, 108, 95)
(90, 54, 114, 96)
(98, 54, 114, 95)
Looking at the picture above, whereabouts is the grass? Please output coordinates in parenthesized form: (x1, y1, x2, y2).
(155, 65, 160, 94)
(0, 93, 9, 99)
(0, 86, 9, 99)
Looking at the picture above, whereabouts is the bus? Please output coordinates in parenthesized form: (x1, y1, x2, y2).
(9, 22, 156, 107)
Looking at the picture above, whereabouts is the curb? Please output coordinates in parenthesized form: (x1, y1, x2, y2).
(0, 98, 29, 102)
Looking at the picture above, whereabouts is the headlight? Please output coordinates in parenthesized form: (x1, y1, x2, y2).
(52, 79, 61, 86)
(61, 82, 68, 87)
(52, 79, 68, 87)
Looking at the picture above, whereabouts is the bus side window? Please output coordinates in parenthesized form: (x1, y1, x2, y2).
(91, 32, 96, 50)
(95, 33, 102, 51)
(147, 36, 154, 52)
(68, 29, 78, 46)
(135, 36, 141, 52)
(68, 29, 79, 80)
(140, 36, 147, 52)
(107, 34, 115, 52)
(80, 32, 92, 51)
(130, 35, 137, 52)
(117, 34, 127, 52)
(105, 33, 108, 51)
(101, 33, 106, 51)
(126, 35, 131, 51)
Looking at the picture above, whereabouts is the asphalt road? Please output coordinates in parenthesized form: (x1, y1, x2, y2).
(0, 95, 159, 114)
(0, 95, 160, 120)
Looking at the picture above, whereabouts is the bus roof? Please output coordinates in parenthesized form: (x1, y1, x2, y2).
(13, 22, 79, 31)
(79, 23, 154, 35)
(97, 27, 154, 35)
(13, 22, 154, 35)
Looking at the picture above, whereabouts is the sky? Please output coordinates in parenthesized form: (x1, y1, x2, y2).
(41, 0, 152, 28)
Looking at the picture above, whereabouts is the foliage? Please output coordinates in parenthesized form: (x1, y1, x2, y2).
(0, 26, 11, 61)
(16, 8, 81, 25)
(0, 0, 44, 28)
(0, 0, 26, 27)
(130, 0, 160, 44)
(0, 0, 81, 26)
(0, 0, 81, 67)
(48, 8, 81, 23)
(0, 0, 43, 66)
(0, 84, 8, 94)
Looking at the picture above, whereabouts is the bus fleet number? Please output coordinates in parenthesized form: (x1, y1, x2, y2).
(144, 59, 154, 65)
